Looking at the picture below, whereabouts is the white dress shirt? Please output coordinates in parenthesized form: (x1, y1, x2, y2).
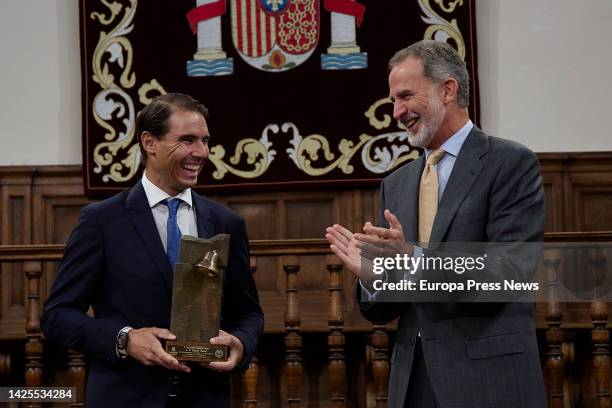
(141, 172, 199, 253)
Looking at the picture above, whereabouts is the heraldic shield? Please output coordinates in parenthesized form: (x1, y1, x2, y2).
(230, 0, 320, 72)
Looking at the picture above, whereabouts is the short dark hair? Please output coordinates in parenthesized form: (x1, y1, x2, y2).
(388, 40, 470, 108)
(136, 93, 209, 164)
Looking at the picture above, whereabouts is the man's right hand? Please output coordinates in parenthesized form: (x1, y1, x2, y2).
(325, 224, 376, 288)
(126, 327, 191, 372)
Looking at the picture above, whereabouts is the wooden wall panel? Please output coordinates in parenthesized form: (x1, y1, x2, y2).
(30, 170, 89, 310)
(0, 173, 31, 340)
(229, 201, 278, 239)
(0, 154, 608, 246)
(570, 180, 612, 231)
(31, 168, 88, 245)
(541, 170, 565, 232)
(540, 153, 612, 232)
(0, 154, 611, 404)
(286, 200, 334, 239)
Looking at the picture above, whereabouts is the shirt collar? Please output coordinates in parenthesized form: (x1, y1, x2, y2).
(425, 119, 473, 159)
(141, 171, 193, 208)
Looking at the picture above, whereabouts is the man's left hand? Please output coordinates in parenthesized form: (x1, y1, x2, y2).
(204, 330, 244, 372)
(356, 209, 413, 257)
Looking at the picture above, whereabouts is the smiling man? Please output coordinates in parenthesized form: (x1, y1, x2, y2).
(326, 41, 546, 407)
(41, 93, 264, 407)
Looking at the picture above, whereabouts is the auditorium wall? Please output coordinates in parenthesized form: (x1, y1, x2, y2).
(0, 0, 611, 167)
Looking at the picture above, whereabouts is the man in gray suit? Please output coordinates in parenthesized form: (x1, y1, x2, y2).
(325, 40, 546, 407)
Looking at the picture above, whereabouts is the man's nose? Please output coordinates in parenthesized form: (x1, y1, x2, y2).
(392, 101, 405, 120)
(192, 141, 208, 158)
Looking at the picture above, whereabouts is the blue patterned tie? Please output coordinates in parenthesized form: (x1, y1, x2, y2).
(163, 199, 182, 268)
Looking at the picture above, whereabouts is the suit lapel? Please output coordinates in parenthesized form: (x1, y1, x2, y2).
(192, 192, 215, 239)
(126, 182, 173, 290)
(429, 127, 488, 243)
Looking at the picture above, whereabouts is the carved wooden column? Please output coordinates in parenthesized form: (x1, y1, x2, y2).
(588, 247, 610, 408)
(371, 324, 389, 408)
(542, 248, 564, 407)
(284, 256, 302, 407)
(243, 256, 259, 408)
(327, 255, 346, 407)
(24, 261, 43, 408)
(243, 356, 259, 408)
(68, 349, 86, 407)
(0, 352, 10, 378)
(562, 333, 576, 407)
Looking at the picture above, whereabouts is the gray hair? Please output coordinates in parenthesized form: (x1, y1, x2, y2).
(388, 40, 470, 108)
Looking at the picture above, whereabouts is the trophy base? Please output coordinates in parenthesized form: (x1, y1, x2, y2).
(165, 341, 228, 362)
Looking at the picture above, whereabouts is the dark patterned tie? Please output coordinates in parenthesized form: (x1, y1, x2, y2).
(163, 198, 182, 267)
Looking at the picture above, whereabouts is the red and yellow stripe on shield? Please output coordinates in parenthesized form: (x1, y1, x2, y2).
(231, 0, 277, 58)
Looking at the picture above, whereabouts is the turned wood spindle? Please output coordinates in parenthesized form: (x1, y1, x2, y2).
(561, 335, 576, 407)
(284, 256, 302, 407)
(588, 247, 610, 408)
(542, 248, 565, 408)
(0, 352, 11, 378)
(68, 348, 86, 407)
(242, 256, 259, 408)
(243, 356, 259, 408)
(24, 261, 43, 408)
(371, 324, 389, 408)
(327, 255, 346, 407)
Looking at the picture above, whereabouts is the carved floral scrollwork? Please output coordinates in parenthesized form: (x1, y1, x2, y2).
(286, 123, 370, 176)
(282, 97, 419, 177)
(419, 0, 466, 60)
(433, 0, 464, 14)
(207, 125, 277, 180)
(90, 0, 140, 183)
(361, 132, 420, 174)
(138, 80, 167, 105)
(90, 0, 124, 26)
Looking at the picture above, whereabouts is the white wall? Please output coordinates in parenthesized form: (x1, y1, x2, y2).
(0, 0, 610, 165)
(0, 1, 81, 165)
(477, 0, 612, 151)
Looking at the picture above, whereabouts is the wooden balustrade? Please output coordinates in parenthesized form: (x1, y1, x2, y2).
(283, 256, 303, 407)
(243, 256, 259, 408)
(562, 334, 576, 407)
(327, 255, 346, 407)
(543, 248, 564, 407)
(370, 324, 390, 408)
(24, 260, 43, 408)
(0, 352, 10, 378)
(67, 348, 86, 407)
(588, 247, 611, 408)
(243, 356, 259, 408)
(1, 234, 612, 406)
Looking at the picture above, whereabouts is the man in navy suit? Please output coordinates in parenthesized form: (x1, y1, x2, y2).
(41, 93, 264, 407)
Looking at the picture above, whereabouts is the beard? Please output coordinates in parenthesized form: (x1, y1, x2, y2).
(403, 88, 447, 148)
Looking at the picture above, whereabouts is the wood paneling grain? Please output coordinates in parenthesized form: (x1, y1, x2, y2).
(0, 153, 611, 406)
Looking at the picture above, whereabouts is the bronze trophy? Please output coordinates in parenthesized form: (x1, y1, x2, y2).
(165, 234, 229, 362)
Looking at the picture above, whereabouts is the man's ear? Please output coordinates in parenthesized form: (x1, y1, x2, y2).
(141, 132, 157, 156)
(441, 78, 459, 104)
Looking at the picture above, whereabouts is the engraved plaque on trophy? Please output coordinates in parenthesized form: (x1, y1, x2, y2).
(165, 234, 229, 362)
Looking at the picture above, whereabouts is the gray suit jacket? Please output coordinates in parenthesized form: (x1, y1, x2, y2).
(358, 127, 547, 408)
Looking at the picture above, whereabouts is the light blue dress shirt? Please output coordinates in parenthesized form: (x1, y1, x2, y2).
(424, 119, 473, 202)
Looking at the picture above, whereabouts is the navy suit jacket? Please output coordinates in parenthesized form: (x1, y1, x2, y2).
(41, 181, 264, 407)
